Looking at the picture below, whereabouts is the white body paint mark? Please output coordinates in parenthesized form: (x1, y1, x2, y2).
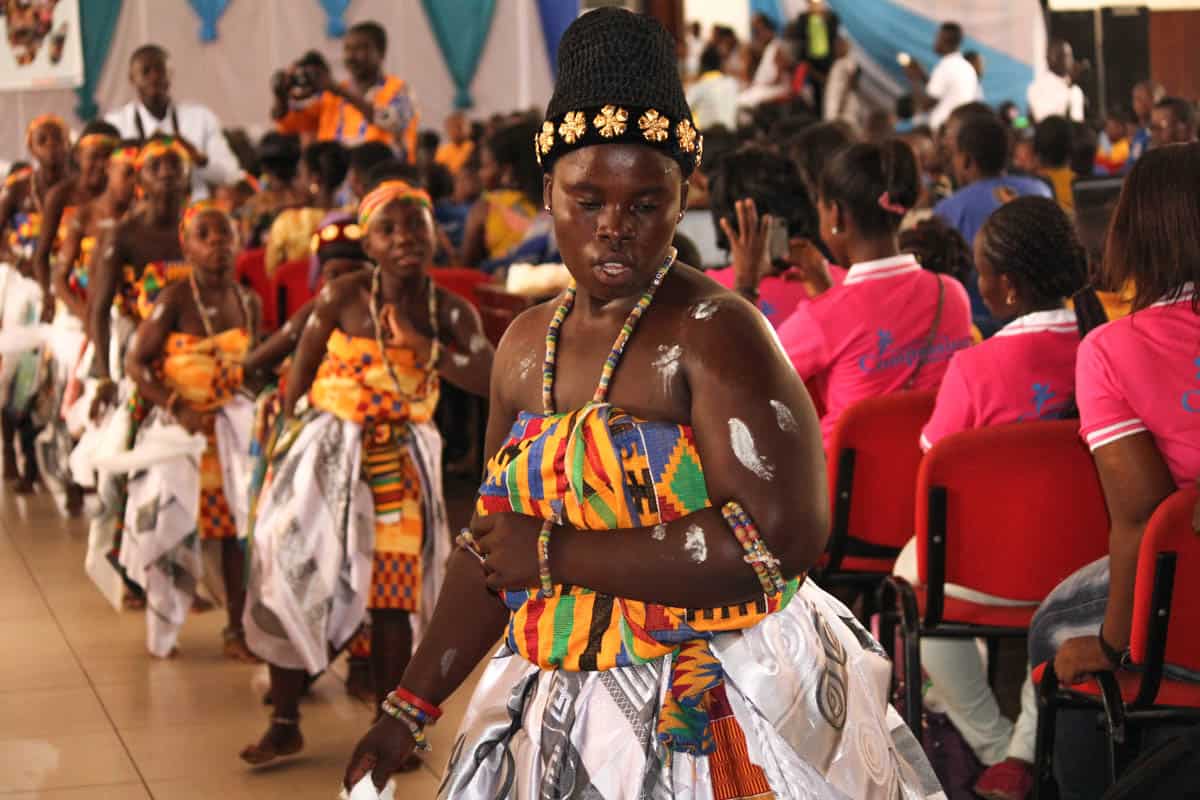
(469, 334, 488, 354)
(150, 304, 166, 321)
(449, 307, 461, 325)
(440, 649, 457, 677)
(651, 523, 667, 541)
(517, 352, 536, 381)
(770, 400, 799, 433)
(319, 285, 333, 302)
(280, 320, 293, 336)
(729, 418, 775, 481)
(691, 300, 719, 320)
(305, 313, 321, 330)
(452, 353, 470, 368)
(651, 344, 682, 393)
(684, 525, 708, 563)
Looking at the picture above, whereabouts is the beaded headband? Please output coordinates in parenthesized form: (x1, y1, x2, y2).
(77, 133, 118, 153)
(136, 137, 192, 171)
(179, 199, 231, 244)
(110, 146, 141, 165)
(357, 180, 433, 228)
(535, 105, 703, 177)
(26, 114, 68, 149)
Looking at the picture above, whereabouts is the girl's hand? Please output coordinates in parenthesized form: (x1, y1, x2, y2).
(343, 716, 416, 795)
(472, 512, 546, 592)
(719, 198, 771, 295)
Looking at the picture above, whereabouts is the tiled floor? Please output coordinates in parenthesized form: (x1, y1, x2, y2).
(0, 482, 481, 799)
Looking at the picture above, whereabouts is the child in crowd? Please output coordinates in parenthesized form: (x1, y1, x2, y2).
(346, 141, 395, 207)
(240, 133, 304, 247)
(434, 154, 480, 253)
(457, 120, 541, 270)
(1094, 108, 1132, 176)
(265, 141, 349, 277)
(433, 111, 474, 175)
(1034, 115, 1076, 215)
(778, 140, 973, 449)
(121, 201, 261, 660)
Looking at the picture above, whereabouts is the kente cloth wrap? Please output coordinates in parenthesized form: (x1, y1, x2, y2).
(478, 403, 798, 759)
(356, 179, 432, 228)
(6, 211, 40, 259)
(242, 332, 450, 672)
(310, 329, 439, 610)
(117, 260, 191, 320)
(160, 329, 249, 540)
(67, 236, 96, 298)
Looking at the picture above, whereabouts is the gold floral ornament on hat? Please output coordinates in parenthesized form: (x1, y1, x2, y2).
(676, 119, 698, 153)
(593, 105, 629, 138)
(537, 121, 556, 156)
(558, 111, 587, 144)
(638, 109, 670, 143)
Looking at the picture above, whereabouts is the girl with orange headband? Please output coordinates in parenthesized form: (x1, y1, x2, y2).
(120, 200, 261, 660)
(239, 180, 493, 766)
(0, 113, 70, 494)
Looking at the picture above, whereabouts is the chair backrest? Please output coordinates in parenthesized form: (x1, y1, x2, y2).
(1132, 487, 1200, 672)
(430, 267, 491, 309)
(916, 420, 1110, 602)
(827, 390, 937, 556)
(273, 258, 314, 321)
(235, 248, 276, 330)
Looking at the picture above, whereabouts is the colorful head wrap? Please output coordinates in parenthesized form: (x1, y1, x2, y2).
(77, 133, 118, 153)
(179, 199, 231, 244)
(357, 180, 433, 228)
(25, 114, 68, 150)
(110, 144, 141, 166)
(308, 211, 367, 289)
(136, 136, 192, 171)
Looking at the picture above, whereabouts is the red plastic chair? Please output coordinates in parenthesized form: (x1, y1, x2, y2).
(235, 248, 276, 331)
(881, 420, 1111, 734)
(1032, 487, 1200, 795)
(273, 258, 314, 322)
(819, 391, 937, 593)
(475, 284, 534, 347)
(430, 267, 491, 309)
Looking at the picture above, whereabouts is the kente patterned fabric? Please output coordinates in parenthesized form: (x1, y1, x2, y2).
(6, 211, 40, 259)
(478, 404, 799, 759)
(67, 236, 96, 298)
(161, 329, 249, 540)
(310, 329, 440, 611)
(117, 260, 191, 320)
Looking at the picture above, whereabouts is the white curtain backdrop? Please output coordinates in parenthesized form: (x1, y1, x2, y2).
(1, 0, 555, 164)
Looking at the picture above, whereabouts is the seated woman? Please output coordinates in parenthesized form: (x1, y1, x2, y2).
(1022, 142, 1200, 800)
(458, 120, 545, 271)
(705, 146, 845, 328)
(776, 140, 973, 450)
(240, 180, 494, 765)
(889, 196, 1089, 795)
(120, 201, 260, 661)
(343, 11, 940, 798)
(264, 141, 349, 278)
(239, 132, 304, 248)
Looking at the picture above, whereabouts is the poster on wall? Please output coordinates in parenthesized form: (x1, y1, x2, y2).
(0, 0, 84, 91)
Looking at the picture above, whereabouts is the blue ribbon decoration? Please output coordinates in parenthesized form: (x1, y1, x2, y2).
(186, 0, 230, 42)
(76, 0, 124, 120)
(534, 0, 578, 76)
(420, 0, 496, 109)
(315, 0, 351, 38)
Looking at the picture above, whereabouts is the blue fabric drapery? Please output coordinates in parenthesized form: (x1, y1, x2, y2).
(826, 0, 1033, 107)
(534, 0, 578, 75)
(420, 0, 496, 109)
(315, 0, 351, 38)
(75, 0, 124, 120)
(186, 0, 230, 42)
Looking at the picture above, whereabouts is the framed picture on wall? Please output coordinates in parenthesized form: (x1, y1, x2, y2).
(0, 0, 84, 92)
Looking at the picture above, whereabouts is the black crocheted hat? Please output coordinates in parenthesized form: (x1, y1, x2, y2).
(537, 8, 701, 177)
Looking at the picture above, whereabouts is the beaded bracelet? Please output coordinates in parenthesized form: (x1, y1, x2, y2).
(536, 519, 555, 598)
(380, 695, 432, 752)
(721, 501, 787, 595)
(391, 687, 443, 722)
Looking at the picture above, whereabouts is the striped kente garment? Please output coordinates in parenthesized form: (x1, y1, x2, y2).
(477, 403, 800, 766)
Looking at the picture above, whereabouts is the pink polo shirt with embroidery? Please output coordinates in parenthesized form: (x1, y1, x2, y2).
(777, 254, 973, 448)
(1077, 287, 1200, 487)
(920, 308, 1080, 452)
(707, 264, 848, 328)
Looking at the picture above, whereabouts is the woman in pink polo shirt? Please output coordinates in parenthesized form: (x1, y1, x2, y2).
(1020, 143, 1200, 800)
(777, 140, 973, 448)
(890, 196, 1090, 798)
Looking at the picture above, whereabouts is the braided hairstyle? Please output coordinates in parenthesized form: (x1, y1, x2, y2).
(899, 217, 972, 287)
(976, 196, 1092, 329)
(819, 139, 919, 238)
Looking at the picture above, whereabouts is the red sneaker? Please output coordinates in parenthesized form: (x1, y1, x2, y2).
(975, 758, 1034, 800)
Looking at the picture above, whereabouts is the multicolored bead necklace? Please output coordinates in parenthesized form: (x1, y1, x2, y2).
(542, 247, 677, 414)
(367, 266, 441, 402)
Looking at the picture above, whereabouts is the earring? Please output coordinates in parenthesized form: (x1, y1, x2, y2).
(677, 211, 685, 222)
(1006, 290, 1017, 306)
(831, 225, 840, 235)
(544, 204, 551, 212)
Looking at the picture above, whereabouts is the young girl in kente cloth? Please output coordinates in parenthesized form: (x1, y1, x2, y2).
(240, 180, 493, 766)
(121, 200, 261, 661)
(344, 10, 942, 798)
(0, 114, 70, 492)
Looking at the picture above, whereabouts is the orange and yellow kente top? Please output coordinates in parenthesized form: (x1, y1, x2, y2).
(309, 329, 439, 427)
(161, 328, 249, 412)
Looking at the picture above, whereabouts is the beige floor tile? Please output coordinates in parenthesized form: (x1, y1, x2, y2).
(2, 783, 152, 799)
(0, 618, 87, 691)
(0, 568, 50, 621)
(0, 730, 140, 792)
(0, 687, 112, 739)
(146, 756, 441, 800)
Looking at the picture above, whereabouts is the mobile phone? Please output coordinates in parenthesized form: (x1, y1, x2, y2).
(767, 216, 789, 267)
(897, 52, 912, 67)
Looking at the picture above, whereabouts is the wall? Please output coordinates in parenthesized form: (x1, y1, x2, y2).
(1150, 10, 1200, 98)
(1, 0, 555, 161)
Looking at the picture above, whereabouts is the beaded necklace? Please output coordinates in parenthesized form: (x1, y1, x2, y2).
(366, 266, 441, 402)
(542, 248, 677, 414)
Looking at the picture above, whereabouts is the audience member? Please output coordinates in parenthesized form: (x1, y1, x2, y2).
(1027, 39, 1086, 123)
(1095, 107, 1132, 175)
(458, 120, 544, 271)
(240, 133, 304, 247)
(1149, 96, 1198, 149)
(105, 44, 241, 199)
(738, 14, 790, 109)
(686, 45, 739, 132)
(787, 120, 854, 198)
(904, 22, 981, 130)
(1035, 115, 1076, 214)
(1129, 79, 1165, 161)
(272, 21, 418, 158)
(898, 216, 972, 289)
(264, 141, 349, 276)
(822, 36, 863, 133)
(346, 141, 395, 205)
(964, 50, 985, 99)
(433, 111, 475, 175)
(790, 0, 840, 109)
(777, 140, 972, 447)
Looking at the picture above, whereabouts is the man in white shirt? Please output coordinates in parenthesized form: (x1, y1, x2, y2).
(687, 45, 740, 131)
(823, 36, 862, 132)
(105, 44, 241, 199)
(904, 22, 980, 131)
(738, 14, 790, 110)
(1026, 39, 1085, 123)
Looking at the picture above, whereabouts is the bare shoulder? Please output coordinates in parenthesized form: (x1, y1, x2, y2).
(319, 270, 370, 307)
(666, 265, 782, 370)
